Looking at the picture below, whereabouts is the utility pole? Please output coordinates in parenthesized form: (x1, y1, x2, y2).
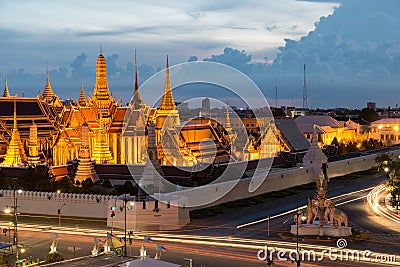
(302, 63, 308, 110)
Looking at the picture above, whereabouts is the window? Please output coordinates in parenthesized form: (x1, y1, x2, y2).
(142, 201, 146, 209)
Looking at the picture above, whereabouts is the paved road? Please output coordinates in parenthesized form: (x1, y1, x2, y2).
(2, 174, 399, 266)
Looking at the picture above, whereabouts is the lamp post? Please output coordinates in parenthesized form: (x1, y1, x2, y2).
(58, 203, 66, 228)
(4, 188, 23, 263)
(120, 195, 134, 257)
(384, 167, 393, 207)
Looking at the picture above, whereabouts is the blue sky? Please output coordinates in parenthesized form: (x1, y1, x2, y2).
(0, 0, 399, 108)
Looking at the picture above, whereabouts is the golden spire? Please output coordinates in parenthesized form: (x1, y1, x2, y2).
(78, 81, 87, 106)
(134, 49, 139, 93)
(42, 63, 56, 100)
(3, 72, 10, 97)
(93, 47, 110, 100)
(2, 97, 25, 166)
(131, 49, 143, 110)
(225, 96, 232, 131)
(13, 96, 17, 129)
(159, 55, 176, 110)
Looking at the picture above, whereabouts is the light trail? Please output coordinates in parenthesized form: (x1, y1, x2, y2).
(236, 186, 374, 229)
(3, 219, 399, 266)
(367, 184, 400, 224)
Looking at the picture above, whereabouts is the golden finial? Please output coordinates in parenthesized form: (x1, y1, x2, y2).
(134, 49, 138, 93)
(100, 44, 103, 55)
(13, 96, 17, 129)
(225, 96, 232, 131)
(46, 62, 49, 82)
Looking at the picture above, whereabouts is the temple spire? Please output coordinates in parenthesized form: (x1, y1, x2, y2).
(134, 49, 139, 93)
(2, 98, 26, 166)
(3, 72, 10, 97)
(42, 63, 56, 100)
(78, 82, 87, 106)
(159, 55, 176, 110)
(225, 96, 232, 132)
(28, 120, 40, 165)
(131, 49, 143, 109)
(93, 47, 112, 114)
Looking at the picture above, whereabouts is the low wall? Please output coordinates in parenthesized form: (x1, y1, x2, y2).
(186, 149, 400, 210)
(1, 149, 400, 217)
(0, 190, 113, 218)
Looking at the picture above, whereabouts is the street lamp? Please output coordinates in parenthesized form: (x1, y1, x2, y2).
(58, 203, 66, 228)
(3, 188, 23, 263)
(384, 167, 396, 208)
(120, 195, 135, 257)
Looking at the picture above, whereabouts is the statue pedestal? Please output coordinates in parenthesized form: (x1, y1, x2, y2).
(290, 224, 352, 237)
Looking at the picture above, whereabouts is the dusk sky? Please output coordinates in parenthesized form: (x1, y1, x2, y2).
(1, 0, 399, 108)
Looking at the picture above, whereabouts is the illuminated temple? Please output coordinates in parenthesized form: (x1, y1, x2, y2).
(2, 48, 277, 174)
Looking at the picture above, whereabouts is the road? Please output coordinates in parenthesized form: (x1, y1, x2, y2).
(2, 174, 400, 266)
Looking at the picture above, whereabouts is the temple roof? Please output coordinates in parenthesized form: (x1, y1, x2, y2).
(276, 119, 310, 151)
(109, 107, 128, 133)
(0, 97, 59, 140)
(295, 115, 342, 128)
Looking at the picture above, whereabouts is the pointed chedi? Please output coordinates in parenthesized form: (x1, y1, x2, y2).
(2, 98, 27, 166)
(93, 47, 113, 115)
(75, 121, 99, 184)
(77, 82, 87, 106)
(42, 64, 55, 100)
(91, 114, 113, 164)
(3, 73, 10, 97)
(159, 55, 176, 110)
(28, 120, 40, 165)
(41, 64, 62, 107)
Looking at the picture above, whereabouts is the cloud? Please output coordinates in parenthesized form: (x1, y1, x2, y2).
(264, 0, 400, 107)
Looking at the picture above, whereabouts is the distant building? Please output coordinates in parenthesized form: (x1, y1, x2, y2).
(201, 97, 210, 113)
(370, 118, 400, 145)
(367, 102, 376, 111)
(342, 119, 370, 135)
(295, 115, 356, 145)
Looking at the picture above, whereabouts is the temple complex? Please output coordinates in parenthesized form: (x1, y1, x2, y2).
(0, 48, 278, 182)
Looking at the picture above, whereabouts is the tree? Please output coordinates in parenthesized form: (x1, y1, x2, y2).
(117, 181, 137, 195)
(45, 252, 64, 263)
(102, 179, 113, 188)
(338, 143, 348, 154)
(375, 154, 400, 209)
(17, 166, 55, 191)
(331, 137, 339, 146)
(82, 178, 94, 189)
(53, 176, 74, 193)
(359, 108, 378, 122)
